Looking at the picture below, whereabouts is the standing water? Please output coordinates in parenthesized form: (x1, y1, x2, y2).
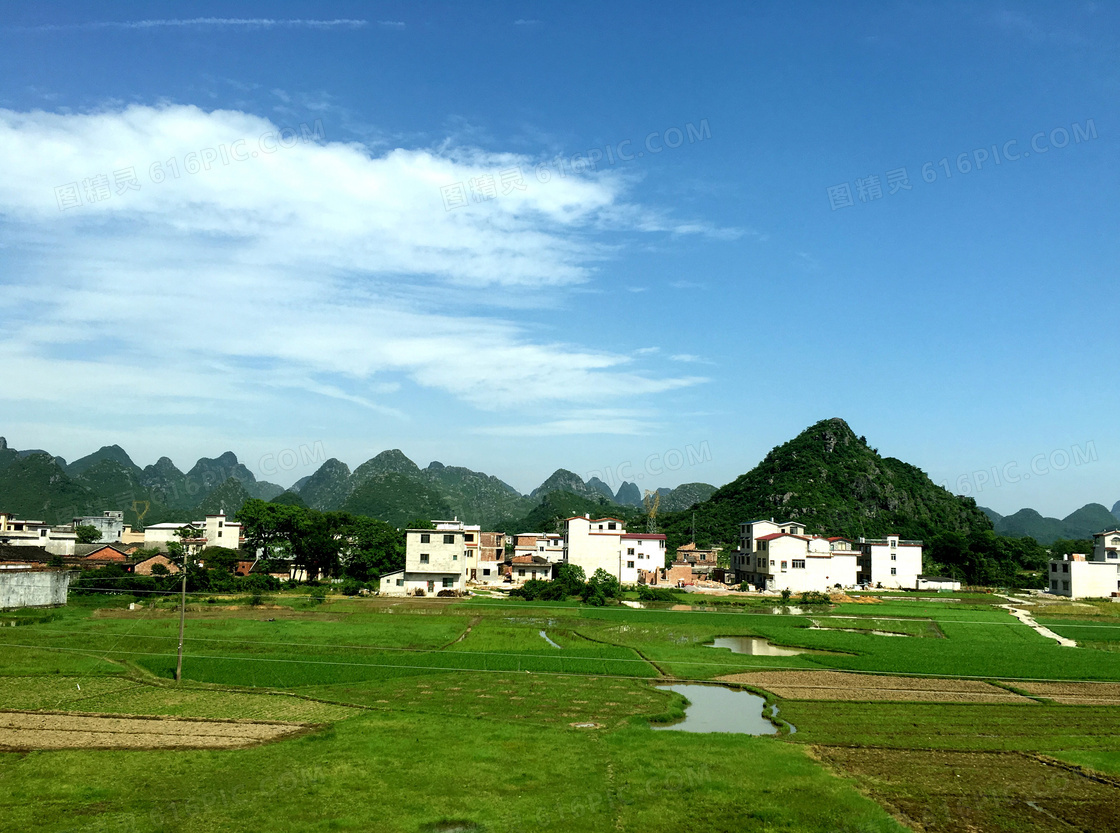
(653, 684, 778, 735)
(709, 636, 806, 656)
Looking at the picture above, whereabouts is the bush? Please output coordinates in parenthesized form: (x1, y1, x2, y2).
(436, 589, 460, 597)
(511, 579, 568, 601)
(249, 592, 264, 606)
(798, 591, 831, 606)
(340, 578, 364, 597)
(779, 589, 792, 605)
(580, 585, 607, 606)
(637, 585, 678, 602)
(588, 568, 622, 600)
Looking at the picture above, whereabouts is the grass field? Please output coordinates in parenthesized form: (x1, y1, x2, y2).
(1, 589, 1119, 831)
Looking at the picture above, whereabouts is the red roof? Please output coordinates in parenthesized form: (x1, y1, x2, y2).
(84, 545, 128, 561)
(828, 536, 854, 542)
(564, 516, 626, 524)
(755, 533, 809, 542)
(621, 533, 666, 540)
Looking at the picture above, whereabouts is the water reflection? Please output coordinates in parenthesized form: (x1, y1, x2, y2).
(708, 636, 806, 656)
(653, 684, 778, 735)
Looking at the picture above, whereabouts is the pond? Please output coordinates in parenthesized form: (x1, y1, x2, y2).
(707, 636, 807, 656)
(653, 684, 779, 735)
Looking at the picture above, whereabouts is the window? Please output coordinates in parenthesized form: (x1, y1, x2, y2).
(483, 568, 490, 576)
(1051, 563, 1057, 572)
(608, 522, 616, 530)
(791, 560, 805, 569)
(420, 554, 429, 564)
(464, 533, 474, 543)
(890, 554, 896, 561)
(442, 578, 454, 588)
(518, 569, 526, 577)
(466, 549, 473, 558)
(627, 547, 635, 555)
(452, 554, 458, 561)
(890, 540, 897, 548)
(890, 567, 897, 575)
(420, 533, 430, 543)
(1110, 553, 1118, 560)
(1050, 581, 1057, 590)
(627, 560, 634, 568)
(396, 578, 404, 586)
(444, 534, 455, 544)
(217, 531, 222, 538)
(1062, 580, 1070, 591)
(1062, 564, 1069, 573)
(781, 560, 788, 571)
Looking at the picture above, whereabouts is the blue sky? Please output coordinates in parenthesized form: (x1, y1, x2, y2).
(0, 2, 1115, 516)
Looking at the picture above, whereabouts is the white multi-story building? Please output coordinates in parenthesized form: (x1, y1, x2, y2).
(731, 518, 921, 592)
(1048, 529, 1120, 599)
(513, 533, 565, 563)
(0, 512, 78, 555)
(857, 535, 923, 590)
(379, 519, 480, 596)
(563, 515, 666, 585)
(71, 511, 125, 543)
(132, 512, 242, 553)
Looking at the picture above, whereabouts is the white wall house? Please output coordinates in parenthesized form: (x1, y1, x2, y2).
(731, 519, 921, 592)
(379, 519, 480, 596)
(71, 511, 125, 543)
(563, 515, 666, 585)
(0, 512, 78, 556)
(134, 512, 242, 554)
(1047, 529, 1120, 599)
(858, 535, 923, 590)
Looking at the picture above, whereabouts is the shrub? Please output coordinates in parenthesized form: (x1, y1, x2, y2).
(340, 578, 364, 597)
(511, 579, 567, 601)
(798, 591, 831, 606)
(779, 589, 792, 605)
(637, 585, 678, 602)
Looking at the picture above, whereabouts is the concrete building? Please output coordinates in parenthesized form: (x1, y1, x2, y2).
(513, 533, 565, 563)
(563, 515, 666, 585)
(133, 512, 241, 552)
(916, 576, 961, 592)
(0, 512, 78, 556)
(857, 535, 923, 589)
(1048, 530, 1120, 599)
(508, 554, 553, 584)
(731, 519, 921, 592)
(71, 511, 125, 543)
(378, 519, 480, 596)
(472, 531, 505, 585)
(0, 566, 73, 610)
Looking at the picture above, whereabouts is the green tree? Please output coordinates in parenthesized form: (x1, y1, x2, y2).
(342, 515, 404, 581)
(74, 524, 102, 544)
(555, 563, 586, 597)
(587, 568, 622, 600)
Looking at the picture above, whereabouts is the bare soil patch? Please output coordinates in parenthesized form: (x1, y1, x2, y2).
(814, 747, 1120, 833)
(717, 670, 1034, 703)
(0, 710, 313, 750)
(1016, 681, 1120, 705)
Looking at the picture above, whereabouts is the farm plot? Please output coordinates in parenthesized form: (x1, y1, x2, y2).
(718, 670, 1032, 703)
(0, 710, 313, 750)
(1015, 681, 1120, 705)
(813, 747, 1120, 833)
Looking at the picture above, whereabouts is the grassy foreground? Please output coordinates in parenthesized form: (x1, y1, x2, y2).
(1, 590, 1119, 831)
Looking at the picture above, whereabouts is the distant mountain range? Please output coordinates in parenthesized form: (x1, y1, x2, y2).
(0, 436, 712, 533)
(979, 503, 1120, 545)
(4, 429, 1113, 549)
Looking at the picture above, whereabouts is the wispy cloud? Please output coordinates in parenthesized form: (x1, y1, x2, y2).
(377, 21, 406, 29)
(18, 18, 368, 32)
(0, 104, 709, 438)
(670, 354, 714, 365)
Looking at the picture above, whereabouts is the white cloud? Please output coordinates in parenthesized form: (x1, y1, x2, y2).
(0, 104, 709, 432)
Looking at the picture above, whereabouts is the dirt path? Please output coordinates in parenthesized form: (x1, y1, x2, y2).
(998, 600, 1077, 647)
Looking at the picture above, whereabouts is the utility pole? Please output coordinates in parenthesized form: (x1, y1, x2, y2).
(174, 526, 192, 683)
